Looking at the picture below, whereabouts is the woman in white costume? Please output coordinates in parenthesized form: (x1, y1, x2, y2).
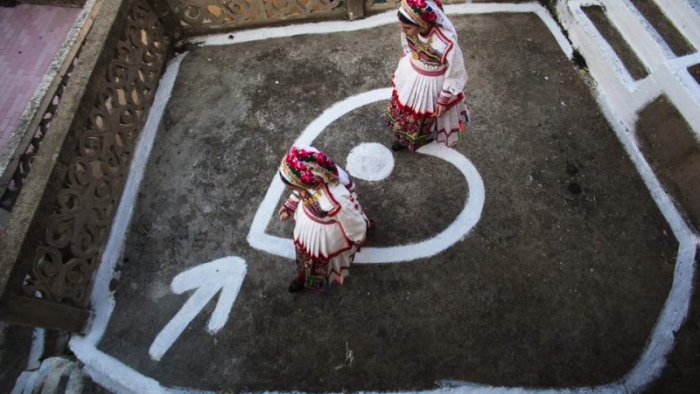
(386, 0, 470, 152)
(278, 146, 372, 293)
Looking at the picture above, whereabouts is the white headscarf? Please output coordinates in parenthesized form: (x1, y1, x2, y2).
(399, 0, 458, 41)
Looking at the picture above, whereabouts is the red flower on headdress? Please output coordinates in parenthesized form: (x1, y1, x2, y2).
(300, 172, 317, 185)
(290, 159, 305, 172)
(422, 10, 437, 22)
(296, 148, 312, 160)
(315, 153, 330, 168)
(408, 0, 426, 9)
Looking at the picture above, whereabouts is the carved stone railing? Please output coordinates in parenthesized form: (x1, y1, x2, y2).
(166, 0, 348, 35)
(0, 0, 172, 331)
(364, 0, 398, 12)
(364, 0, 464, 13)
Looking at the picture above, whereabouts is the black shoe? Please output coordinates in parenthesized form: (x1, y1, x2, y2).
(288, 278, 305, 293)
(391, 142, 406, 151)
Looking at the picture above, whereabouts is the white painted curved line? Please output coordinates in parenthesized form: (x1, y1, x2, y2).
(246, 88, 393, 261)
(246, 88, 485, 264)
(355, 142, 485, 263)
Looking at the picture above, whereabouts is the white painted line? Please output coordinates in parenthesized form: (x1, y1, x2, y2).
(70, 53, 186, 351)
(27, 328, 45, 371)
(66, 366, 86, 394)
(190, 3, 573, 59)
(561, 0, 700, 136)
(359, 142, 485, 263)
(558, 1, 700, 389)
(246, 88, 485, 264)
(247, 88, 393, 261)
(69, 3, 700, 394)
(70, 53, 186, 388)
(601, 0, 665, 67)
(591, 82, 699, 392)
(149, 257, 247, 361)
(654, 0, 700, 48)
(9, 372, 33, 394)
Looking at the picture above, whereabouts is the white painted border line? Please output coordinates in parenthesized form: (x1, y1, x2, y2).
(654, 0, 700, 48)
(189, 3, 573, 59)
(570, 1, 641, 90)
(70, 4, 699, 394)
(70, 53, 186, 349)
(246, 88, 485, 264)
(27, 328, 45, 371)
(562, 0, 700, 136)
(587, 73, 699, 391)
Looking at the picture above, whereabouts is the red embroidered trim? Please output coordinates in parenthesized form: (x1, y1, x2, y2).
(410, 60, 447, 76)
(390, 86, 465, 118)
(293, 237, 352, 261)
(433, 110, 468, 146)
(429, 27, 454, 64)
(323, 184, 342, 217)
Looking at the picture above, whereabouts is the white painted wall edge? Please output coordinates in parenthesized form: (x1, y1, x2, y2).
(563, 0, 700, 138)
(654, 0, 700, 47)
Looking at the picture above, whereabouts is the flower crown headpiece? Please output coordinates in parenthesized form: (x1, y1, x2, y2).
(401, 0, 440, 30)
(282, 147, 338, 188)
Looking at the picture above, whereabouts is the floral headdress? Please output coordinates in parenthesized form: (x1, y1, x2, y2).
(400, 0, 442, 30)
(279, 146, 339, 189)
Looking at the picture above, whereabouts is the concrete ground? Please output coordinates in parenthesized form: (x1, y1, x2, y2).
(92, 11, 685, 392)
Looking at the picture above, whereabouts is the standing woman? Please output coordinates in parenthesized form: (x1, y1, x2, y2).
(386, 0, 470, 152)
(278, 146, 372, 293)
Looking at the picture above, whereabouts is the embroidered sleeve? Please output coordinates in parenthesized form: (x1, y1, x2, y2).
(328, 186, 369, 245)
(440, 32, 468, 101)
(281, 192, 300, 215)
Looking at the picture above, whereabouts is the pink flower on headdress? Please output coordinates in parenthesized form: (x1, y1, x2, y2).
(290, 159, 305, 172)
(315, 153, 331, 168)
(406, 0, 425, 10)
(300, 172, 316, 185)
(422, 10, 437, 22)
(296, 149, 312, 160)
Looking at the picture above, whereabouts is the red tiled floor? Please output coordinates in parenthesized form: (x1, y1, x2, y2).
(0, 4, 80, 152)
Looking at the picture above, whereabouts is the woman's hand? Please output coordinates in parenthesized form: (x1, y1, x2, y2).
(434, 104, 447, 117)
(278, 206, 290, 221)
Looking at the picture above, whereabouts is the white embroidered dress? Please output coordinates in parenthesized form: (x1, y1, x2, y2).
(389, 24, 470, 149)
(284, 182, 369, 287)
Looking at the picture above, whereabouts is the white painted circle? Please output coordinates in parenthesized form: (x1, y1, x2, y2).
(248, 88, 486, 264)
(345, 143, 395, 181)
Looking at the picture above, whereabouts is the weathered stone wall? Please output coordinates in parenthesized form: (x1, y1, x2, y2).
(0, 0, 172, 331)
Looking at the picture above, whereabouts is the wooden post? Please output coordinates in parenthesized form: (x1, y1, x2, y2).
(0, 296, 91, 333)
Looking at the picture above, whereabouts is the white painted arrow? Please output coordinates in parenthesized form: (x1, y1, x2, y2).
(148, 256, 247, 361)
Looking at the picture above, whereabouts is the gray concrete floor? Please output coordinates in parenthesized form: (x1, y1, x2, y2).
(98, 13, 679, 392)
